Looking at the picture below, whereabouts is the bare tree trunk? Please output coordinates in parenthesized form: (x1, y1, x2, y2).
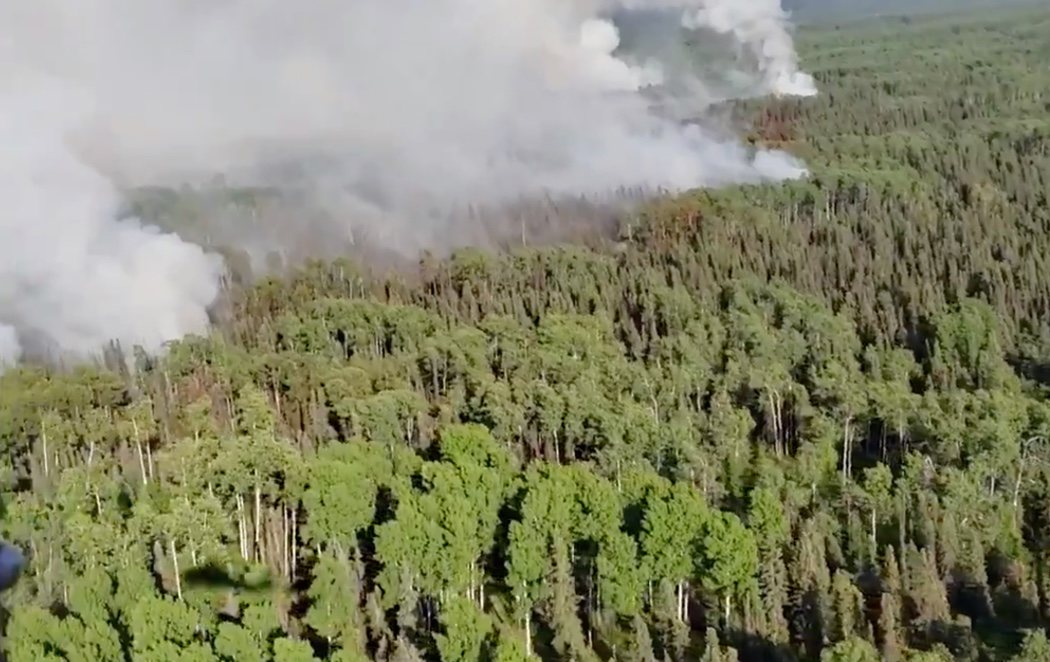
(133, 420, 147, 486)
(41, 426, 50, 479)
(254, 480, 263, 563)
(170, 538, 183, 601)
(684, 582, 690, 623)
(841, 416, 853, 482)
(291, 508, 298, 578)
(525, 610, 532, 657)
(46, 543, 53, 597)
(469, 559, 475, 604)
(236, 494, 249, 561)
(135, 440, 147, 486)
(770, 390, 784, 456)
(677, 581, 684, 622)
(282, 506, 289, 579)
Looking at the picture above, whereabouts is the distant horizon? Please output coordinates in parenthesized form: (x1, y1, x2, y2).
(787, 0, 1043, 25)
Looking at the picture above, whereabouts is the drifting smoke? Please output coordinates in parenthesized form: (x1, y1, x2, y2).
(0, 0, 815, 366)
(682, 2, 818, 97)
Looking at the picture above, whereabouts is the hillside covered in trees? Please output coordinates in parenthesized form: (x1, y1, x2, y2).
(783, 0, 1039, 22)
(4, 6, 1050, 662)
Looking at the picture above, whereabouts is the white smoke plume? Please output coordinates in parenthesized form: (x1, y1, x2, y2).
(0, 325, 20, 369)
(0, 0, 815, 366)
(681, 2, 818, 97)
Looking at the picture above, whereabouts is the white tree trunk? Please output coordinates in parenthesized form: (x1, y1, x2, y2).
(236, 494, 249, 561)
(291, 508, 298, 578)
(254, 482, 263, 563)
(170, 538, 183, 601)
(525, 610, 532, 656)
(133, 419, 148, 486)
(41, 426, 50, 478)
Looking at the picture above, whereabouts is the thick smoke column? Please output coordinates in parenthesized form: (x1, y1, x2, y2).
(0, 0, 815, 365)
(0, 71, 222, 365)
(602, 0, 816, 97)
(682, 1, 817, 97)
(0, 325, 19, 368)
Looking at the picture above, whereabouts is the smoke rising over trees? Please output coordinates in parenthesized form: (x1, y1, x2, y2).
(3, 5, 1050, 661)
(0, 0, 813, 366)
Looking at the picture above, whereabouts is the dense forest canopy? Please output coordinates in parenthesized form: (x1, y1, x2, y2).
(4, 5, 1050, 662)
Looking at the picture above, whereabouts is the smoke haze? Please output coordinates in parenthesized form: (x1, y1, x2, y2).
(0, 0, 815, 365)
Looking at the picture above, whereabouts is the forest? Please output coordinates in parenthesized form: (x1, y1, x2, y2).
(4, 5, 1050, 662)
(783, 0, 1040, 22)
